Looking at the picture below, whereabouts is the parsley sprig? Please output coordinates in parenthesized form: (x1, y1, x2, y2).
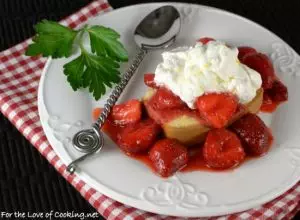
(25, 20, 128, 100)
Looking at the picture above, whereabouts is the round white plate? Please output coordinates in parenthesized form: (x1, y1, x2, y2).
(38, 3, 300, 217)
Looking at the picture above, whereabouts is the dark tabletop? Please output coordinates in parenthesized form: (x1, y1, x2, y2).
(0, 0, 299, 219)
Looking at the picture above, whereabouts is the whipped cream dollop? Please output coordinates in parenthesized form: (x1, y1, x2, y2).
(154, 41, 262, 109)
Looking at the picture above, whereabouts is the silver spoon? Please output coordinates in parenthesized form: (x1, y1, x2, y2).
(67, 5, 181, 174)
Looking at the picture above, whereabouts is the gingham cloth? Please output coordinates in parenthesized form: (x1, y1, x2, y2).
(0, 0, 299, 219)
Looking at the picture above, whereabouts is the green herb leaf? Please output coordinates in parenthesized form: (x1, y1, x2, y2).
(63, 54, 85, 90)
(88, 26, 128, 62)
(26, 20, 129, 101)
(63, 51, 121, 100)
(82, 53, 121, 100)
(25, 20, 78, 58)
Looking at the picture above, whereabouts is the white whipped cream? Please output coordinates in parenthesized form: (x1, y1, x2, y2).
(154, 41, 262, 109)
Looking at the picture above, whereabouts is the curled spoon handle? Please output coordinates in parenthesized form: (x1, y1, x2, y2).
(67, 48, 147, 174)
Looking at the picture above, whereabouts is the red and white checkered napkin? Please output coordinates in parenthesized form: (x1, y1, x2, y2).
(0, 0, 299, 219)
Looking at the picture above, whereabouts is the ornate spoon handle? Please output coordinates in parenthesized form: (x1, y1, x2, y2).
(92, 48, 147, 132)
(67, 48, 147, 174)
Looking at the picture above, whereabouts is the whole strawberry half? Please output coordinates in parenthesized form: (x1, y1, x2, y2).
(149, 138, 189, 177)
(196, 93, 238, 128)
(242, 53, 275, 89)
(238, 46, 257, 61)
(117, 119, 161, 154)
(144, 73, 158, 89)
(92, 99, 142, 125)
(230, 113, 273, 156)
(203, 128, 245, 169)
(148, 87, 186, 110)
(266, 79, 288, 102)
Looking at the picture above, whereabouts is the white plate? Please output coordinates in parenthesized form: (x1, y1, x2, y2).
(38, 3, 300, 217)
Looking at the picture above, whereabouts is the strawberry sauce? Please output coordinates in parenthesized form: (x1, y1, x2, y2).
(107, 138, 262, 174)
(95, 116, 213, 174)
(129, 148, 214, 174)
(130, 145, 274, 174)
(95, 112, 275, 176)
(260, 101, 282, 113)
(259, 79, 288, 113)
(123, 145, 213, 174)
(93, 96, 276, 176)
(181, 146, 211, 172)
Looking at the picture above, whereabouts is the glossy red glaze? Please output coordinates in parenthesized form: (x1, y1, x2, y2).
(117, 119, 161, 154)
(92, 99, 141, 125)
(131, 145, 261, 173)
(100, 117, 274, 174)
(131, 146, 214, 174)
(144, 73, 158, 88)
(260, 101, 281, 112)
(197, 37, 215, 44)
(196, 93, 238, 128)
(149, 139, 189, 177)
(242, 53, 275, 89)
(237, 46, 257, 61)
(110, 99, 142, 125)
(148, 87, 186, 110)
(181, 146, 211, 172)
(101, 120, 123, 143)
(203, 128, 246, 169)
(230, 113, 273, 156)
(260, 79, 288, 113)
(267, 79, 288, 102)
(130, 146, 233, 173)
(144, 98, 206, 125)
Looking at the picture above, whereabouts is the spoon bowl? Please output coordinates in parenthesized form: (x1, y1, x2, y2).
(134, 5, 181, 49)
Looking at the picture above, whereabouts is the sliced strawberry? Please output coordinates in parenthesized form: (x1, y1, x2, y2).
(101, 120, 121, 143)
(242, 53, 275, 89)
(197, 37, 215, 44)
(144, 73, 158, 88)
(111, 99, 142, 125)
(260, 79, 288, 112)
(92, 99, 142, 125)
(230, 113, 273, 156)
(267, 79, 288, 102)
(238, 47, 257, 61)
(145, 99, 205, 125)
(196, 93, 238, 128)
(260, 92, 277, 112)
(203, 128, 245, 169)
(148, 87, 185, 110)
(117, 119, 161, 154)
(149, 138, 188, 177)
(92, 108, 121, 142)
(263, 92, 273, 106)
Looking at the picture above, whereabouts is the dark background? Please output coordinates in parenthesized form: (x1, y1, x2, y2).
(0, 0, 299, 219)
